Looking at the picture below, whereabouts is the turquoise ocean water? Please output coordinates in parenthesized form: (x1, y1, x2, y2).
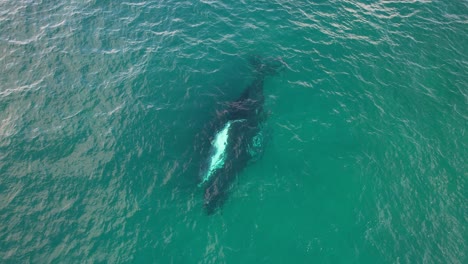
(0, 0, 466, 263)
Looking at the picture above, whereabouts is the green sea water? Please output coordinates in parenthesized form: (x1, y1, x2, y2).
(0, 0, 466, 263)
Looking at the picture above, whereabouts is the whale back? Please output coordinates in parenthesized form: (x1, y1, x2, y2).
(200, 56, 284, 215)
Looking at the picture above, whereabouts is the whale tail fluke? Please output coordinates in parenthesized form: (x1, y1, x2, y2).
(249, 55, 286, 77)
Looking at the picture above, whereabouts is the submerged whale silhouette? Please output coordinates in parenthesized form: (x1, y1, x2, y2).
(198, 56, 284, 215)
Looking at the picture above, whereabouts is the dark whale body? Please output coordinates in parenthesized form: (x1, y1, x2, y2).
(199, 56, 283, 215)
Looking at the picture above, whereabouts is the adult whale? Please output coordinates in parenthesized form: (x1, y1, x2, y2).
(198, 56, 284, 215)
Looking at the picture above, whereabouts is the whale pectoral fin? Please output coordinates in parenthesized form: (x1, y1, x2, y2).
(247, 131, 264, 160)
(248, 124, 273, 162)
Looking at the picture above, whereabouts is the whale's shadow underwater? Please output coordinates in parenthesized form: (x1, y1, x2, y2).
(197, 56, 285, 215)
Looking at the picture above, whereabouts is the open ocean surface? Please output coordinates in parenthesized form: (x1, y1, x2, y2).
(0, 0, 467, 263)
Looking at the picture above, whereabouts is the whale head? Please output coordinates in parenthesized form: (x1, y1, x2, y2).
(203, 176, 229, 215)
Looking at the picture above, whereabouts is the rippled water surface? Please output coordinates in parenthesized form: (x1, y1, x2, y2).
(1, 0, 466, 263)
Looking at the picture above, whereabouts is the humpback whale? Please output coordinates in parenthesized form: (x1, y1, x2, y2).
(199, 56, 284, 214)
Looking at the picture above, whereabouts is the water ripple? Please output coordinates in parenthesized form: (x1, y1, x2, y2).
(0, 0, 466, 262)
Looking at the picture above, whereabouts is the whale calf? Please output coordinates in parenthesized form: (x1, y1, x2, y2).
(199, 56, 284, 214)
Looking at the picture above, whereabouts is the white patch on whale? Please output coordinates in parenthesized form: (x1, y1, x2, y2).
(200, 119, 246, 185)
